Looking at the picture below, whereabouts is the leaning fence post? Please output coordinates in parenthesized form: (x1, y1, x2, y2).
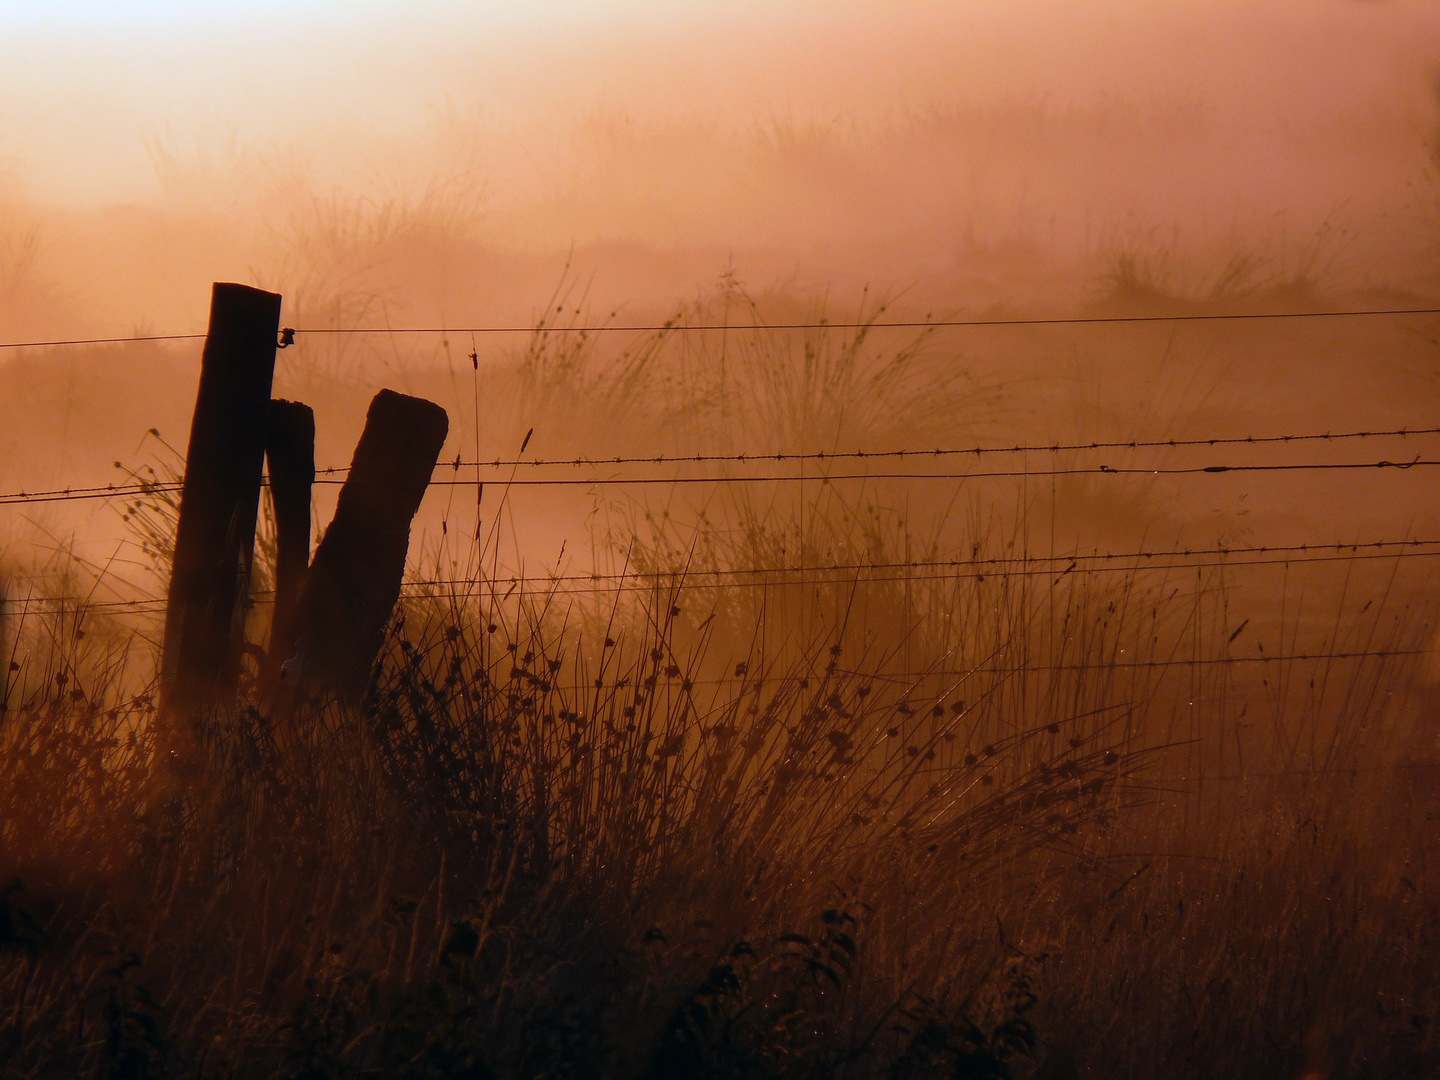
(265, 398, 315, 673)
(287, 389, 448, 702)
(158, 283, 280, 757)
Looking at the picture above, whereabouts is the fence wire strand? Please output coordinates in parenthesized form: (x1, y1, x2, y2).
(8, 441, 1440, 506)
(4, 305, 1437, 351)
(15, 541, 1440, 619)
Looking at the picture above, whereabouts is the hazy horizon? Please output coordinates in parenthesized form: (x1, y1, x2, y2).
(2, 1, 1437, 335)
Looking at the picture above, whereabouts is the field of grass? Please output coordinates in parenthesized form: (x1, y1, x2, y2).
(2, 71, 1440, 1070)
(1, 7, 1439, 1073)
(3, 270, 1440, 1078)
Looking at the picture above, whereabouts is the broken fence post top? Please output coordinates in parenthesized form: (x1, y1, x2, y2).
(370, 387, 449, 428)
(289, 388, 449, 701)
(348, 389, 451, 493)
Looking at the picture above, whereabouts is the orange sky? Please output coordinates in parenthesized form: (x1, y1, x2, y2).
(2, 1, 1434, 208)
(0, 0, 1436, 336)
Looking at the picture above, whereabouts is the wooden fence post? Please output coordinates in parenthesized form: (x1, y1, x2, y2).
(287, 389, 448, 702)
(265, 398, 315, 672)
(159, 283, 280, 735)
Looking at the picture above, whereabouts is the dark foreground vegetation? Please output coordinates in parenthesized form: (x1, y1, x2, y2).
(5, 246, 1440, 1080)
(2, 520, 1437, 1080)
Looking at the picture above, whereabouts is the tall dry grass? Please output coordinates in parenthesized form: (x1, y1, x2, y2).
(1, 247, 1438, 1076)
(1, 480, 1436, 1077)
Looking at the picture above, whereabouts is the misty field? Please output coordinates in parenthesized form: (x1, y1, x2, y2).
(4, 5, 1440, 1075)
(2, 266, 1439, 1079)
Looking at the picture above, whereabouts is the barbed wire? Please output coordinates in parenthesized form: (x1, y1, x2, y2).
(442, 649, 1428, 683)
(1202, 763, 1440, 779)
(411, 538, 1440, 582)
(14, 539, 1440, 619)
(0, 482, 180, 506)
(11, 441, 1440, 507)
(482, 648, 1426, 691)
(2, 586, 1423, 675)
(386, 458, 1440, 488)
(837, 651, 1425, 682)
(2, 306, 1437, 352)
(378, 550, 1435, 597)
(329, 425, 1440, 471)
(399, 548, 1440, 591)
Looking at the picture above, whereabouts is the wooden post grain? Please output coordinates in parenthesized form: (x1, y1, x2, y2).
(159, 283, 280, 731)
(265, 398, 315, 671)
(287, 389, 448, 701)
